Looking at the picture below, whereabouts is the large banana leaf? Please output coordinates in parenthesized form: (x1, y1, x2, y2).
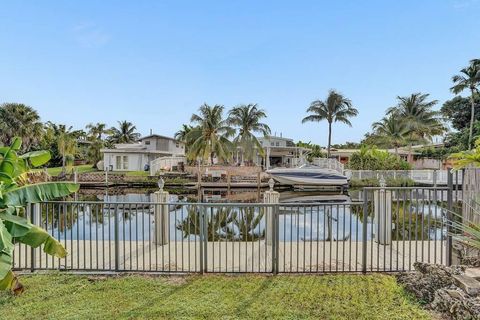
(0, 217, 14, 283)
(20, 150, 51, 168)
(0, 213, 67, 258)
(2, 182, 79, 207)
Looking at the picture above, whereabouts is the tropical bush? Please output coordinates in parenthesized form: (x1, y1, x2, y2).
(347, 147, 411, 170)
(449, 138, 480, 169)
(0, 138, 79, 292)
(349, 177, 415, 188)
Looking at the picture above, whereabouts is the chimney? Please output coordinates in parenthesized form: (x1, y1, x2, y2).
(150, 129, 153, 135)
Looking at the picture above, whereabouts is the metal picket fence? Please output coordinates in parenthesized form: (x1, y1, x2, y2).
(12, 183, 458, 275)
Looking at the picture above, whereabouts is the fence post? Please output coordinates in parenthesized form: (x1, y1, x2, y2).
(199, 205, 204, 274)
(28, 204, 35, 272)
(152, 179, 170, 245)
(264, 179, 279, 246)
(114, 203, 119, 272)
(274, 204, 280, 274)
(362, 190, 368, 274)
(446, 170, 453, 266)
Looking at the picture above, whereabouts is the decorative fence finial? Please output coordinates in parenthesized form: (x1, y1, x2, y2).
(158, 177, 165, 191)
(268, 178, 275, 191)
(379, 175, 386, 188)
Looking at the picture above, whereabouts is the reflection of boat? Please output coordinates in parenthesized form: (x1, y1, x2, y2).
(267, 164, 349, 187)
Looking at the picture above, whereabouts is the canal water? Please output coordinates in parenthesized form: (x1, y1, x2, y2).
(42, 187, 448, 242)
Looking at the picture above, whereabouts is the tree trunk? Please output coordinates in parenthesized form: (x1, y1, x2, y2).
(327, 121, 332, 158)
(468, 88, 476, 150)
(210, 152, 215, 165)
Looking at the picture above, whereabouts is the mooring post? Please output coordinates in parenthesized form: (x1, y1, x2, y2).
(152, 178, 169, 245)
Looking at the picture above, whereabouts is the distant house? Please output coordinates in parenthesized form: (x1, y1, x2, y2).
(101, 134, 185, 171)
(252, 135, 310, 169)
(327, 142, 450, 169)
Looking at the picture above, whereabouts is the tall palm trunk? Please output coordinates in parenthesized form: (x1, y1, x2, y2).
(469, 87, 476, 150)
(327, 121, 332, 158)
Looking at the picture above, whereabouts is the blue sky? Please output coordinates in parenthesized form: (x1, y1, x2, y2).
(0, 0, 479, 146)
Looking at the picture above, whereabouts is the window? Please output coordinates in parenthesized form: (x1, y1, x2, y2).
(145, 140, 151, 145)
(271, 142, 274, 146)
(115, 155, 129, 170)
(176, 143, 179, 148)
(275, 142, 280, 146)
(115, 156, 122, 170)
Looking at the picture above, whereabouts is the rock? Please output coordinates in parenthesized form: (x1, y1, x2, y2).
(397, 263, 459, 304)
(466, 268, 480, 281)
(432, 287, 480, 320)
(453, 274, 480, 296)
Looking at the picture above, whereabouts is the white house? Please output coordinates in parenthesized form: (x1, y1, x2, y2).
(253, 135, 310, 169)
(102, 134, 185, 172)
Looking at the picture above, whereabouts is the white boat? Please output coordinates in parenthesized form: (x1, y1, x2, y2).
(266, 164, 349, 187)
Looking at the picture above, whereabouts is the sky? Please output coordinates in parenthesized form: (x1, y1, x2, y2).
(0, 0, 479, 146)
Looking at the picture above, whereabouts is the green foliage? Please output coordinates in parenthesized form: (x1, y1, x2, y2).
(450, 138, 480, 169)
(349, 177, 415, 188)
(450, 60, 480, 147)
(347, 147, 411, 170)
(441, 94, 480, 131)
(185, 104, 235, 164)
(108, 121, 141, 144)
(302, 90, 358, 157)
(0, 103, 44, 153)
(0, 138, 79, 291)
(227, 104, 270, 162)
(296, 141, 325, 161)
(417, 146, 459, 160)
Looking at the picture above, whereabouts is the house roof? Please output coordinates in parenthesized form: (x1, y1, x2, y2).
(139, 134, 183, 144)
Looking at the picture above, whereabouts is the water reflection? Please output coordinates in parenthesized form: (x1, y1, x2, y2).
(44, 188, 448, 242)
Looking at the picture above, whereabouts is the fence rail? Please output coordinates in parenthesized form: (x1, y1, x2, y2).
(346, 169, 463, 186)
(13, 186, 454, 274)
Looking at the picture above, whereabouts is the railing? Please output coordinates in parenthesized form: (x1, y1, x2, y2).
(346, 169, 463, 186)
(13, 186, 455, 274)
(312, 158, 345, 174)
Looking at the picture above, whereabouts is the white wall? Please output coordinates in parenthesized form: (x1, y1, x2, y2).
(103, 153, 146, 171)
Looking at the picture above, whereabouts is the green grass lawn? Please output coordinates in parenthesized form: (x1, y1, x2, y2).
(0, 273, 432, 320)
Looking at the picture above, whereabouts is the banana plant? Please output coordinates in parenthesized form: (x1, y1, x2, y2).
(0, 137, 79, 293)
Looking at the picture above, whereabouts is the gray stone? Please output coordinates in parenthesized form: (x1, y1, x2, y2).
(466, 268, 480, 281)
(432, 288, 480, 320)
(454, 274, 480, 296)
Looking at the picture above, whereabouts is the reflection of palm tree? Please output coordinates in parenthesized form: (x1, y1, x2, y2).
(176, 206, 235, 241)
(232, 207, 265, 241)
(177, 206, 265, 241)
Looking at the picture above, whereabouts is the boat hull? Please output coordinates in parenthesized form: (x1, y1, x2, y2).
(267, 168, 348, 186)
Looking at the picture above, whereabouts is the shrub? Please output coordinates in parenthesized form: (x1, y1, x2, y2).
(347, 147, 410, 170)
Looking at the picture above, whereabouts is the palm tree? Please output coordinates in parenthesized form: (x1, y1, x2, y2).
(175, 124, 194, 142)
(388, 93, 445, 161)
(227, 104, 271, 164)
(0, 103, 44, 152)
(109, 121, 141, 144)
(372, 113, 410, 155)
(302, 90, 358, 158)
(86, 122, 111, 141)
(186, 104, 234, 164)
(45, 123, 79, 176)
(451, 60, 480, 149)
